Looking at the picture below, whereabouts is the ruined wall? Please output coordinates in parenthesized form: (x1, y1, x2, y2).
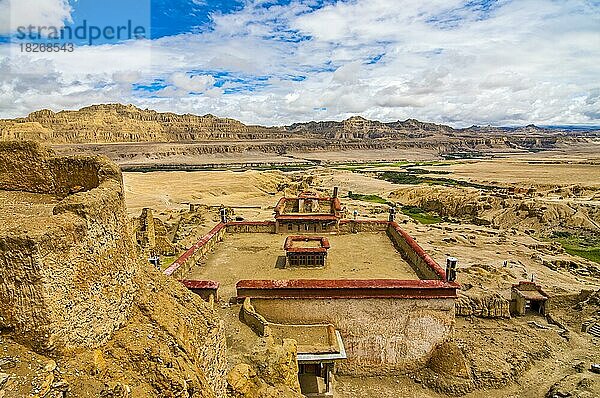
(164, 223, 226, 279)
(338, 219, 389, 233)
(241, 298, 271, 337)
(0, 141, 111, 197)
(455, 292, 511, 318)
(0, 141, 54, 192)
(137, 207, 156, 248)
(225, 221, 276, 234)
(133, 208, 176, 256)
(387, 222, 445, 280)
(251, 298, 455, 375)
(0, 141, 138, 352)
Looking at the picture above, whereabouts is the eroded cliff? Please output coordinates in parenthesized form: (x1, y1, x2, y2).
(0, 142, 228, 397)
(0, 104, 285, 143)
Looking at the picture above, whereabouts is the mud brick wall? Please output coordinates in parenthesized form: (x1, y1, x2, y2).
(225, 221, 276, 234)
(164, 223, 226, 279)
(241, 298, 270, 336)
(338, 219, 389, 233)
(455, 293, 511, 318)
(387, 222, 446, 280)
(252, 297, 455, 375)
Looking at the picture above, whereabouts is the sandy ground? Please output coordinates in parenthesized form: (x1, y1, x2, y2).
(312, 168, 399, 197)
(404, 222, 599, 294)
(432, 159, 600, 188)
(187, 232, 418, 299)
(408, 141, 600, 188)
(121, 143, 600, 216)
(123, 169, 288, 216)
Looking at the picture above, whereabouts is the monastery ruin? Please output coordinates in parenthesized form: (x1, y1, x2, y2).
(164, 188, 460, 395)
(3, 139, 595, 397)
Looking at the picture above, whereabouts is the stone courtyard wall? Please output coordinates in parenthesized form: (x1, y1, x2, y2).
(225, 221, 276, 233)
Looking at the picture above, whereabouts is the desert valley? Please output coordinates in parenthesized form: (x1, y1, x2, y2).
(1, 104, 599, 397)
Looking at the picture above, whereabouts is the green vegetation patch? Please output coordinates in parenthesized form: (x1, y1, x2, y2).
(400, 205, 442, 224)
(378, 171, 497, 191)
(333, 161, 410, 171)
(562, 246, 600, 264)
(248, 164, 316, 172)
(442, 151, 486, 160)
(347, 191, 392, 205)
(345, 192, 443, 224)
(160, 255, 178, 270)
(404, 167, 451, 175)
(550, 231, 600, 264)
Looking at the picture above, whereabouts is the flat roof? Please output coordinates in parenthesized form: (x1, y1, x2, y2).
(297, 331, 347, 362)
(185, 232, 419, 299)
(284, 235, 330, 253)
(179, 280, 219, 289)
(236, 279, 459, 299)
(515, 289, 547, 301)
(275, 214, 339, 221)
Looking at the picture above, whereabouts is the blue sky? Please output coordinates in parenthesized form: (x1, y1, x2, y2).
(0, 0, 599, 126)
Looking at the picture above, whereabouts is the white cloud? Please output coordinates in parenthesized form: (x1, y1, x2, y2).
(0, 0, 599, 127)
(170, 72, 215, 92)
(332, 61, 362, 84)
(204, 87, 223, 98)
(112, 70, 142, 84)
(0, 0, 73, 35)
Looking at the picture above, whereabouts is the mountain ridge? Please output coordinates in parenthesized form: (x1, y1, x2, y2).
(0, 103, 597, 144)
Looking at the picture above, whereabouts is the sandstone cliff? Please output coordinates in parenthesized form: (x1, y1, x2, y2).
(286, 115, 455, 139)
(0, 104, 587, 150)
(0, 104, 286, 143)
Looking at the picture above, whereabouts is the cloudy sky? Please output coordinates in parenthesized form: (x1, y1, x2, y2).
(0, 0, 598, 126)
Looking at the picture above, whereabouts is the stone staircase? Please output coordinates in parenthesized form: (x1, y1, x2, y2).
(588, 323, 600, 337)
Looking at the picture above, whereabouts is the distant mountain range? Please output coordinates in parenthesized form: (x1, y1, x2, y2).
(541, 125, 600, 131)
(0, 103, 597, 145)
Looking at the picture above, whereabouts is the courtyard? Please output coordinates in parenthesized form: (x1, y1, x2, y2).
(186, 231, 419, 298)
